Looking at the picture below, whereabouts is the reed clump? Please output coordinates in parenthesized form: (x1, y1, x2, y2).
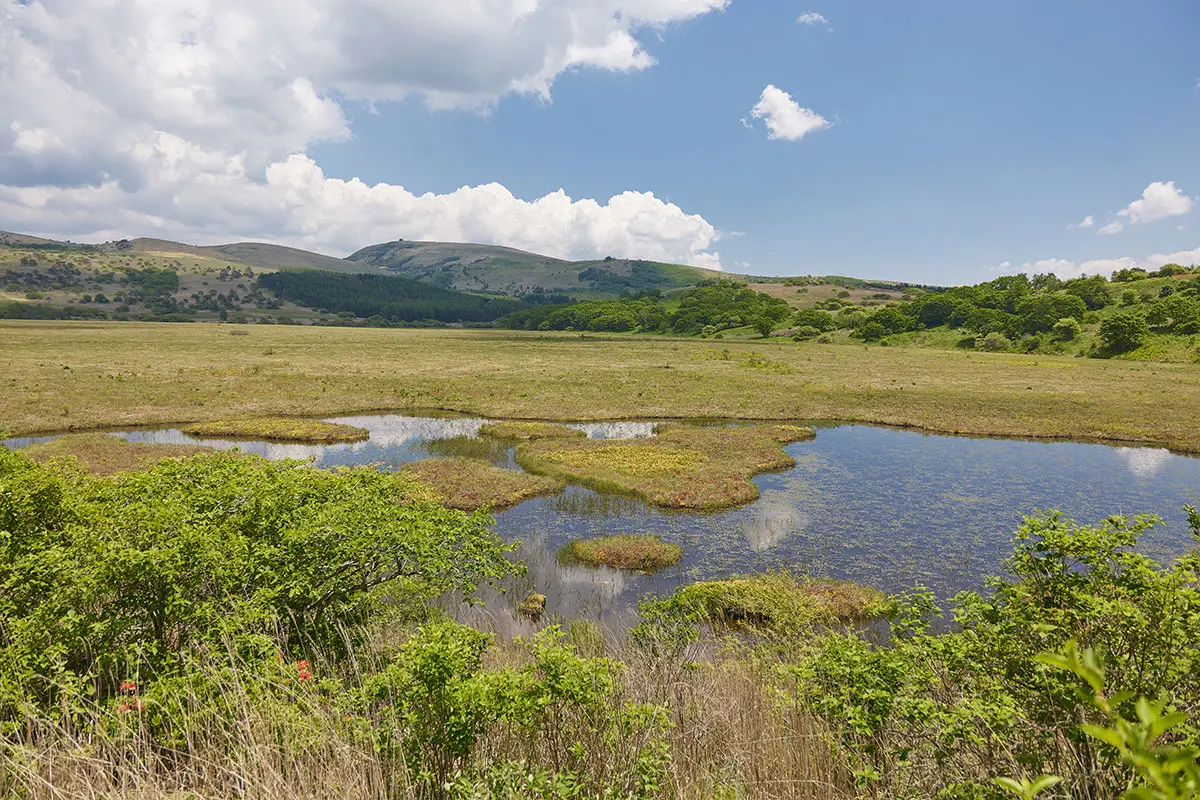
(183, 417, 370, 443)
(478, 421, 586, 440)
(403, 457, 562, 510)
(560, 534, 683, 571)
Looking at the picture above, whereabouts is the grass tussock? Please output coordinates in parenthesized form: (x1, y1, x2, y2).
(183, 417, 370, 443)
(516, 424, 816, 510)
(402, 457, 562, 510)
(22, 433, 213, 476)
(673, 571, 888, 631)
(560, 535, 683, 572)
(478, 420, 586, 440)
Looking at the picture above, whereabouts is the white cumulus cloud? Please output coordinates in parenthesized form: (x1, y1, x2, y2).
(0, 147, 722, 268)
(0, 0, 729, 265)
(1067, 215, 1095, 230)
(993, 245, 1200, 280)
(1098, 220, 1124, 235)
(748, 85, 830, 142)
(1118, 181, 1193, 224)
(796, 11, 829, 26)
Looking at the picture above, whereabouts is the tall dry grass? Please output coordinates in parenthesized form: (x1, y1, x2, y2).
(0, 623, 852, 800)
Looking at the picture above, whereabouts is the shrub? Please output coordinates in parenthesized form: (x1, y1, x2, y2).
(1052, 317, 1082, 341)
(793, 325, 821, 340)
(858, 322, 886, 341)
(1099, 311, 1149, 353)
(0, 450, 518, 710)
(980, 332, 1012, 352)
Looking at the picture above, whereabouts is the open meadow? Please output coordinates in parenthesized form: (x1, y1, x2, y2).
(4, 319, 1200, 452)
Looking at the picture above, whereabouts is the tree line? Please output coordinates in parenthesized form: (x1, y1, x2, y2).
(257, 269, 525, 323)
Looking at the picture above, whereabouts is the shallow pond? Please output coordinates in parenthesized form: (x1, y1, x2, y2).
(8, 415, 1200, 627)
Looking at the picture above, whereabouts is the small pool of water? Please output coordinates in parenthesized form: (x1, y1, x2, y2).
(7, 416, 1199, 628)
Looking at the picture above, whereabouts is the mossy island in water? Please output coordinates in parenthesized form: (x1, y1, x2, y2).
(182, 417, 370, 443)
(515, 424, 816, 510)
(22, 433, 215, 477)
(664, 572, 887, 633)
(402, 457, 563, 511)
(477, 421, 586, 441)
(560, 535, 683, 572)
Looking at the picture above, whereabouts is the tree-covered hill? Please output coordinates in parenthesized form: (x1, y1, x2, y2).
(257, 269, 525, 323)
(346, 239, 733, 295)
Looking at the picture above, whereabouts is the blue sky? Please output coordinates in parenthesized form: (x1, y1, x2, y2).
(2, 0, 1198, 284)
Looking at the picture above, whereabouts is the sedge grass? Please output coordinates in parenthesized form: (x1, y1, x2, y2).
(401, 457, 562, 510)
(182, 417, 370, 443)
(673, 571, 888, 631)
(477, 420, 586, 440)
(515, 424, 816, 510)
(560, 535, 683, 571)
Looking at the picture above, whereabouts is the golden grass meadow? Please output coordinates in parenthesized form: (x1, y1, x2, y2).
(4, 321, 1200, 455)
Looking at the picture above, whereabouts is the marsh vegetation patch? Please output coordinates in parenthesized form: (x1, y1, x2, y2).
(21, 433, 214, 476)
(559, 535, 683, 572)
(182, 417, 370, 443)
(477, 421, 586, 441)
(515, 424, 816, 510)
(402, 457, 563, 511)
(666, 571, 887, 632)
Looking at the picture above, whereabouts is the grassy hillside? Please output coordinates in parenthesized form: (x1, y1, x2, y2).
(347, 239, 731, 295)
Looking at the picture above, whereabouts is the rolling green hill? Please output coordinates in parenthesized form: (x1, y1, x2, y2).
(346, 239, 732, 295)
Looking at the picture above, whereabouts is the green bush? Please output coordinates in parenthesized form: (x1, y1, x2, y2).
(980, 332, 1012, 352)
(1100, 312, 1150, 352)
(1052, 316, 1082, 341)
(0, 449, 518, 713)
(363, 622, 669, 798)
(789, 509, 1200, 797)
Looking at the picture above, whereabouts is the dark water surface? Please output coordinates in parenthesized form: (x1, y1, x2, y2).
(7, 415, 1199, 627)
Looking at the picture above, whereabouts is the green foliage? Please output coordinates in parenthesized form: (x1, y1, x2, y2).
(1052, 317, 1083, 341)
(0, 449, 518, 712)
(502, 280, 791, 337)
(1101, 311, 1151, 352)
(792, 307, 837, 332)
(786, 509, 1200, 797)
(1034, 641, 1200, 800)
(980, 332, 1012, 352)
(258, 269, 524, 323)
(364, 621, 669, 798)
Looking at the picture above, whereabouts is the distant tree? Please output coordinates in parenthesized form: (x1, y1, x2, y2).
(1064, 275, 1111, 310)
(1099, 311, 1149, 352)
(791, 308, 837, 332)
(857, 322, 886, 341)
(750, 315, 775, 338)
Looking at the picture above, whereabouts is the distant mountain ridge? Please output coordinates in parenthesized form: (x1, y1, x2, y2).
(1, 230, 744, 297)
(347, 239, 731, 295)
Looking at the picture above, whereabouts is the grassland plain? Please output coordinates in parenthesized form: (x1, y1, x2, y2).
(3, 321, 1200, 453)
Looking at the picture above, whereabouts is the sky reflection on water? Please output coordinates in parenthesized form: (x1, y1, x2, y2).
(5, 416, 1198, 626)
